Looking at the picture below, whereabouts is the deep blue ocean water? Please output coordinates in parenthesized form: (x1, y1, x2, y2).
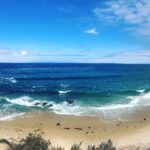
(1, 63, 150, 120)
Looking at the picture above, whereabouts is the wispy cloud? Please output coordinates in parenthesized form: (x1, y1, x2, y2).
(93, 0, 150, 36)
(95, 50, 150, 64)
(0, 48, 85, 62)
(84, 28, 99, 35)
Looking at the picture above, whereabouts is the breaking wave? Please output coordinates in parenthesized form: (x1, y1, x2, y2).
(2, 91, 150, 120)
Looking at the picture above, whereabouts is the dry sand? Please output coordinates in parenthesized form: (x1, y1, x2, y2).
(0, 112, 150, 150)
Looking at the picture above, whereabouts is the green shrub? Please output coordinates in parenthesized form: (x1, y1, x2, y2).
(70, 142, 82, 150)
(0, 134, 117, 150)
(0, 133, 50, 150)
(88, 140, 116, 150)
(50, 146, 64, 150)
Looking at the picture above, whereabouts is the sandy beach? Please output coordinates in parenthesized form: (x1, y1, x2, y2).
(0, 112, 150, 150)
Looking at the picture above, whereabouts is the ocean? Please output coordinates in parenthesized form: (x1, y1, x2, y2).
(0, 63, 150, 120)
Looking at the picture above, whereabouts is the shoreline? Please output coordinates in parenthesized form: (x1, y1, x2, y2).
(0, 112, 150, 149)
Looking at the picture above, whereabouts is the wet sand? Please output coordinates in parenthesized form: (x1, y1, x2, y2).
(0, 112, 150, 150)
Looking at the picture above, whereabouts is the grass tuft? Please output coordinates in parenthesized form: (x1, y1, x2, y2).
(0, 134, 117, 150)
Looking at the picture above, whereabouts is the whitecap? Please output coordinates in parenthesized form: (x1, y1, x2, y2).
(136, 89, 145, 93)
(58, 90, 71, 94)
(5, 77, 17, 84)
(5, 96, 41, 107)
(4, 92, 150, 120)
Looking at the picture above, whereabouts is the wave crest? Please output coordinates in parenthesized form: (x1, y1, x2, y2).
(3, 92, 150, 120)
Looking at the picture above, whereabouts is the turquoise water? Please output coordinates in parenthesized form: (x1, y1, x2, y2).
(0, 63, 150, 120)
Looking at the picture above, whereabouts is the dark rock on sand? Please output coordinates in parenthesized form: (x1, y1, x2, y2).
(64, 127, 70, 130)
(56, 123, 61, 126)
(74, 128, 83, 130)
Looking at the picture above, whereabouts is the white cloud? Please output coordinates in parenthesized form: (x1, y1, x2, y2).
(0, 49, 35, 62)
(13, 50, 29, 57)
(20, 51, 28, 56)
(93, 0, 150, 36)
(0, 48, 86, 63)
(93, 50, 150, 64)
(1, 48, 150, 64)
(84, 28, 99, 35)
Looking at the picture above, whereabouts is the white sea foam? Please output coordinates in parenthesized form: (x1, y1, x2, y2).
(5, 77, 17, 83)
(136, 89, 145, 93)
(52, 92, 150, 119)
(58, 90, 71, 94)
(0, 113, 25, 121)
(4, 92, 150, 120)
(6, 96, 41, 107)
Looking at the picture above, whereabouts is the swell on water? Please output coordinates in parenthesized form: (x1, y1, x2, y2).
(1, 90, 150, 121)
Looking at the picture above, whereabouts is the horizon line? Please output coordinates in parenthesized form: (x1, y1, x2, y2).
(0, 62, 150, 65)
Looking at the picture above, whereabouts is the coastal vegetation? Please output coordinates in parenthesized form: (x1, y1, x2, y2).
(0, 133, 116, 150)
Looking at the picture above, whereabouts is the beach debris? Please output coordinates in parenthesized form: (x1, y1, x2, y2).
(91, 131, 94, 134)
(64, 127, 70, 130)
(74, 128, 83, 130)
(144, 117, 147, 121)
(56, 122, 61, 126)
(88, 126, 91, 129)
(116, 124, 120, 127)
(86, 132, 89, 135)
(65, 99, 74, 105)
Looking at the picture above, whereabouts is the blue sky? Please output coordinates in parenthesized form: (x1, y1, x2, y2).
(0, 0, 150, 63)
